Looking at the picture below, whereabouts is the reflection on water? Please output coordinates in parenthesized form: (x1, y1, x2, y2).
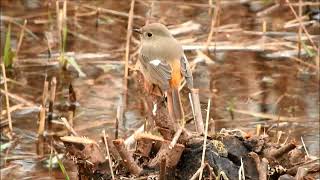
(1, 0, 319, 179)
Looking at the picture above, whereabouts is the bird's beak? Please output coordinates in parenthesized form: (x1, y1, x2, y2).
(133, 28, 142, 34)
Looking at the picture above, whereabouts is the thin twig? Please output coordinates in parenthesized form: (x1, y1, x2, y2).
(297, 0, 302, 58)
(15, 19, 27, 60)
(0, 89, 35, 106)
(1, 63, 12, 133)
(60, 117, 78, 136)
(206, 0, 220, 50)
(169, 127, 183, 149)
(121, 0, 135, 126)
(102, 130, 115, 180)
(301, 136, 310, 158)
(199, 98, 211, 180)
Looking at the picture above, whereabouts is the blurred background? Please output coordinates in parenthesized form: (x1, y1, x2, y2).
(0, 0, 319, 179)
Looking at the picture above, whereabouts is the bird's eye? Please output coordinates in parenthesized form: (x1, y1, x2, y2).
(147, 32, 152, 37)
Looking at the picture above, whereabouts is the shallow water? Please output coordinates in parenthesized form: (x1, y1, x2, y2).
(1, 0, 319, 179)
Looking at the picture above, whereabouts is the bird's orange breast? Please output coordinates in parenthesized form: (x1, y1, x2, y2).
(169, 59, 182, 88)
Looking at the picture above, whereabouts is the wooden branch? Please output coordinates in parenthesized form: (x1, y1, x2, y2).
(249, 152, 269, 180)
(267, 142, 296, 159)
(149, 140, 185, 168)
(113, 139, 142, 176)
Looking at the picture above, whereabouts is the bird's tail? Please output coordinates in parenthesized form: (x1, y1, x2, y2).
(167, 88, 184, 126)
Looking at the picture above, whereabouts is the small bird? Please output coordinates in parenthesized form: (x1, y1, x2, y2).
(134, 23, 193, 124)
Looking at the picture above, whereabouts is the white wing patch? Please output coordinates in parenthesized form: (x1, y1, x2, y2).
(149, 59, 161, 66)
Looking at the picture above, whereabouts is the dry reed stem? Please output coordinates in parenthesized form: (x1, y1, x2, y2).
(205, 0, 220, 50)
(190, 89, 204, 134)
(286, 0, 318, 52)
(37, 106, 46, 135)
(15, 19, 27, 60)
(124, 124, 144, 147)
(289, 56, 318, 70)
(0, 89, 35, 106)
(102, 130, 115, 180)
(120, 0, 135, 126)
(190, 164, 205, 180)
(297, 0, 302, 58)
(60, 117, 78, 136)
(48, 77, 57, 121)
(42, 80, 49, 106)
(1, 63, 12, 133)
(199, 98, 211, 180)
(1, 104, 24, 116)
(300, 136, 310, 158)
(1, 15, 39, 40)
(150, 0, 216, 8)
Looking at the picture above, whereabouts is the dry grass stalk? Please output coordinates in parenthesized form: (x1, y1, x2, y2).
(42, 80, 49, 106)
(15, 19, 27, 61)
(238, 157, 245, 180)
(1, 63, 12, 133)
(256, 124, 261, 136)
(48, 77, 57, 122)
(151, 0, 216, 8)
(120, 0, 135, 127)
(124, 124, 144, 147)
(297, 0, 302, 58)
(289, 56, 318, 70)
(300, 137, 310, 158)
(1, 104, 24, 116)
(286, 0, 318, 52)
(199, 98, 211, 180)
(0, 89, 35, 106)
(205, 0, 220, 50)
(102, 130, 115, 180)
(60, 117, 78, 136)
(37, 106, 46, 136)
(190, 89, 204, 134)
(190, 164, 205, 180)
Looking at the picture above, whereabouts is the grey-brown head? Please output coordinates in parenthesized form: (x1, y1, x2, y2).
(133, 23, 173, 42)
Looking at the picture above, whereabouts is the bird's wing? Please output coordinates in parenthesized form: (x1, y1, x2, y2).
(140, 54, 172, 90)
(180, 54, 193, 89)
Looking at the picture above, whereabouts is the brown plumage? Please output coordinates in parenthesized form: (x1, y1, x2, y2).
(135, 23, 193, 124)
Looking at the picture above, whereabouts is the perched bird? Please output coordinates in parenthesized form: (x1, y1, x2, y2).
(134, 23, 193, 124)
